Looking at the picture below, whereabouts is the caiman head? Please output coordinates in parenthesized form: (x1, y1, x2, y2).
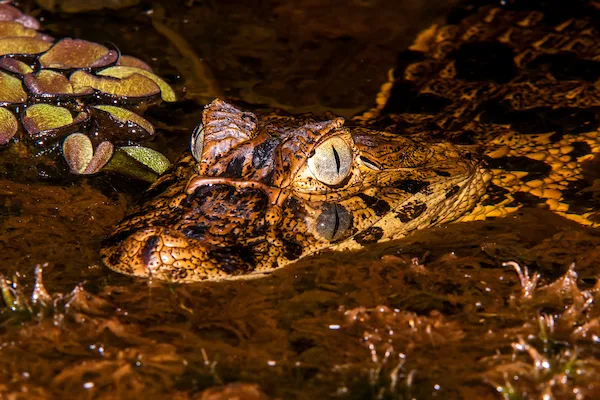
(101, 99, 488, 282)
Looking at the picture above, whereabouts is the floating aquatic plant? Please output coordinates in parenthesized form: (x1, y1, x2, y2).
(0, 4, 176, 180)
(62, 133, 114, 174)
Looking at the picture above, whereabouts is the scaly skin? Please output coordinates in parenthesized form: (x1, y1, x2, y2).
(102, 1, 600, 282)
(101, 99, 487, 281)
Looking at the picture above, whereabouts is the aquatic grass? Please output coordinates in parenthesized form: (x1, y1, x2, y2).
(0, 263, 54, 319)
(483, 336, 600, 400)
(481, 262, 600, 399)
(334, 305, 466, 399)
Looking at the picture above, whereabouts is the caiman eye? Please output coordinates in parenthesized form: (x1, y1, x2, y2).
(316, 203, 352, 242)
(190, 123, 204, 161)
(307, 136, 352, 186)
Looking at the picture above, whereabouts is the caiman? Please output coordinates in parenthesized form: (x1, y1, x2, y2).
(101, 0, 600, 282)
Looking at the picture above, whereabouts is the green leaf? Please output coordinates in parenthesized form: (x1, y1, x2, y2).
(93, 105, 154, 135)
(120, 146, 170, 174)
(98, 66, 176, 102)
(0, 107, 18, 145)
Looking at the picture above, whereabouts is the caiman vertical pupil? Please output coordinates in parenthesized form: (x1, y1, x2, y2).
(316, 203, 352, 242)
(332, 144, 341, 173)
(307, 136, 352, 186)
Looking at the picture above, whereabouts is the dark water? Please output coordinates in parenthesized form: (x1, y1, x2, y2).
(1, 1, 600, 399)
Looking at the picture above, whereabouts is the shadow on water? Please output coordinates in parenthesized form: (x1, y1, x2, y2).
(1, 0, 600, 399)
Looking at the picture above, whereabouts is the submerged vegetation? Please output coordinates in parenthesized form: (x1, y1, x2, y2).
(482, 263, 600, 400)
(2, 213, 599, 399)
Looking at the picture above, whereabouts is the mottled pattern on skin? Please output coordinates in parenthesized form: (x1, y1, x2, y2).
(101, 99, 484, 282)
(361, 1, 600, 226)
(102, 1, 600, 282)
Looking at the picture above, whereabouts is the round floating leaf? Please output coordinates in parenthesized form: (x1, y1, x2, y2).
(70, 70, 160, 99)
(24, 70, 93, 96)
(0, 4, 41, 30)
(0, 21, 37, 38)
(103, 147, 167, 182)
(0, 70, 27, 104)
(23, 103, 73, 133)
(117, 55, 152, 72)
(90, 106, 154, 142)
(0, 37, 52, 56)
(84, 141, 114, 174)
(39, 38, 118, 69)
(120, 146, 170, 174)
(93, 105, 154, 135)
(0, 107, 18, 145)
(0, 58, 33, 75)
(98, 66, 176, 102)
(63, 133, 113, 174)
(62, 133, 92, 173)
(22, 104, 88, 142)
(24, 70, 72, 95)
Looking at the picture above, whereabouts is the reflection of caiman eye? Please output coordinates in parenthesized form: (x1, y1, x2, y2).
(308, 136, 352, 186)
(190, 123, 204, 161)
(316, 203, 352, 242)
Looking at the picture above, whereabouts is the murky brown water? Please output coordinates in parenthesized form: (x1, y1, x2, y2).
(1, 1, 600, 399)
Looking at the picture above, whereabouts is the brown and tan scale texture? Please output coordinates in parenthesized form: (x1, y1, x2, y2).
(103, 1, 600, 283)
(362, 2, 600, 225)
(101, 99, 487, 282)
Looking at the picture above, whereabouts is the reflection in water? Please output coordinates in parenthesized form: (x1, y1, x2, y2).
(315, 202, 353, 242)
